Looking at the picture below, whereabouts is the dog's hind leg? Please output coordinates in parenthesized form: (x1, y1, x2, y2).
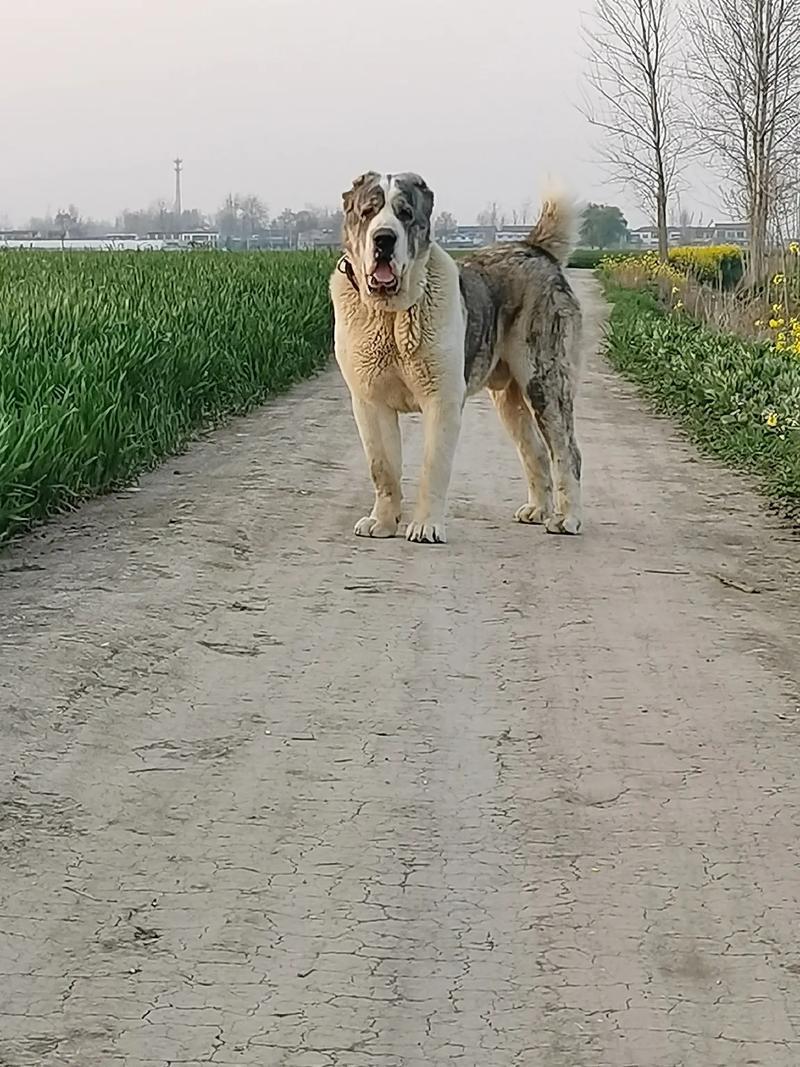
(351, 397, 403, 538)
(524, 368, 582, 535)
(489, 380, 554, 525)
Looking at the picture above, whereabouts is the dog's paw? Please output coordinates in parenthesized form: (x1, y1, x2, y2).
(545, 513, 582, 535)
(406, 519, 447, 545)
(514, 503, 550, 525)
(354, 515, 398, 538)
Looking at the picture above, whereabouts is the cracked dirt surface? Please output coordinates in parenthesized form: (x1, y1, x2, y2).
(1, 274, 799, 1066)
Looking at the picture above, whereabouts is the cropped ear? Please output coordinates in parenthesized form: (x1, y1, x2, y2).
(342, 171, 379, 212)
(410, 174, 434, 220)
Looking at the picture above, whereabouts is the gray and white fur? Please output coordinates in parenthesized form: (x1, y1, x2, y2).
(331, 170, 583, 544)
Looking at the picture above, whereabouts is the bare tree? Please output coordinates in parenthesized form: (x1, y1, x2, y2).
(434, 210, 458, 238)
(303, 204, 344, 232)
(216, 193, 269, 244)
(476, 201, 503, 228)
(686, 0, 800, 281)
(669, 198, 695, 245)
(582, 0, 680, 259)
(54, 204, 84, 238)
(238, 194, 269, 237)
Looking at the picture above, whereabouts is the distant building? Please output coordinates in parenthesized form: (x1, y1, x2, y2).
(437, 225, 497, 248)
(630, 222, 751, 248)
(495, 225, 536, 243)
(297, 228, 340, 250)
(180, 231, 219, 248)
(0, 232, 221, 252)
(0, 237, 161, 251)
(711, 221, 750, 245)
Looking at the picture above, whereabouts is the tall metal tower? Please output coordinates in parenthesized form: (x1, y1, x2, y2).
(173, 157, 183, 229)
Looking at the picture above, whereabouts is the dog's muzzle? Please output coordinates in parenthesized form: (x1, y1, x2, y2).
(368, 228, 400, 293)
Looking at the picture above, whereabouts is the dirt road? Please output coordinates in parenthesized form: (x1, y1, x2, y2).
(1, 275, 799, 1067)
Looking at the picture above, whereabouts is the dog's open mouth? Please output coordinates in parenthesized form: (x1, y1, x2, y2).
(367, 261, 399, 294)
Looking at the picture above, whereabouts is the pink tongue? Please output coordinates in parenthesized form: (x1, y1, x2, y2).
(373, 262, 395, 284)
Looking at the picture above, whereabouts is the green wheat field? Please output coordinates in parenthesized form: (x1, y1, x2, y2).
(0, 251, 336, 544)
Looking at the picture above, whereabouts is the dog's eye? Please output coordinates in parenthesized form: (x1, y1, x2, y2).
(396, 205, 413, 222)
(360, 205, 375, 221)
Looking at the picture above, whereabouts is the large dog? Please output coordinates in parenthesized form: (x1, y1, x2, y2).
(330, 171, 583, 544)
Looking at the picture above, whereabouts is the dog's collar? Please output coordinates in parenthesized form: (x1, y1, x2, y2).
(337, 254, 359, 294)
(337, 254, 422, 313)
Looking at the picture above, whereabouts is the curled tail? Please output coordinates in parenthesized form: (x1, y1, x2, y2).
(525, 194, 577, 266)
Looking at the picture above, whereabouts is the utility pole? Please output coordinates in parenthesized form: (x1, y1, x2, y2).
(173, 157, 183, 234)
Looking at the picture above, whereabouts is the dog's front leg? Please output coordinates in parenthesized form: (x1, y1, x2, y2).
(406, 393, 463, 545)
(351, 396, 403, 538)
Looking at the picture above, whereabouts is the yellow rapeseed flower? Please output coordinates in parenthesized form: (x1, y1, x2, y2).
(765, 411, 779, 428)
(790, 241, 800, 255)
(773, 273, 785, 285)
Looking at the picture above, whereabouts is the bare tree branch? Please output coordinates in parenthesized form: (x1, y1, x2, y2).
(581, 0, 681, 258)
(685, 0, 800, 279)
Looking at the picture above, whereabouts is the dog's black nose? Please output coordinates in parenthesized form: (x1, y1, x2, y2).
(373, 229, 397, 260)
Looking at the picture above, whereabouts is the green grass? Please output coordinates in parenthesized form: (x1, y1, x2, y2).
(0, 250, 336, 544)
(570, 248, 649, 269)
(449, 247, 640, 269)
(569, 248, 634, 270)
(603, 286, 800, 520)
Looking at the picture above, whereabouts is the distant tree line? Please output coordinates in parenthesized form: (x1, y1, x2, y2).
(12, 196, 630, 251)
(12, 196, 345, 244)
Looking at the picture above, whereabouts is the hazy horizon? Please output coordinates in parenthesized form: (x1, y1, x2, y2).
(5, 0, 727, 229)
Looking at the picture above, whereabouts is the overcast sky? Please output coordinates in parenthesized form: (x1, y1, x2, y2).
(4, 0, 724, 227)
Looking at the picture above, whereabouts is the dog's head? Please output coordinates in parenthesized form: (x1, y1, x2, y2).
(341, 171, 434, 309)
